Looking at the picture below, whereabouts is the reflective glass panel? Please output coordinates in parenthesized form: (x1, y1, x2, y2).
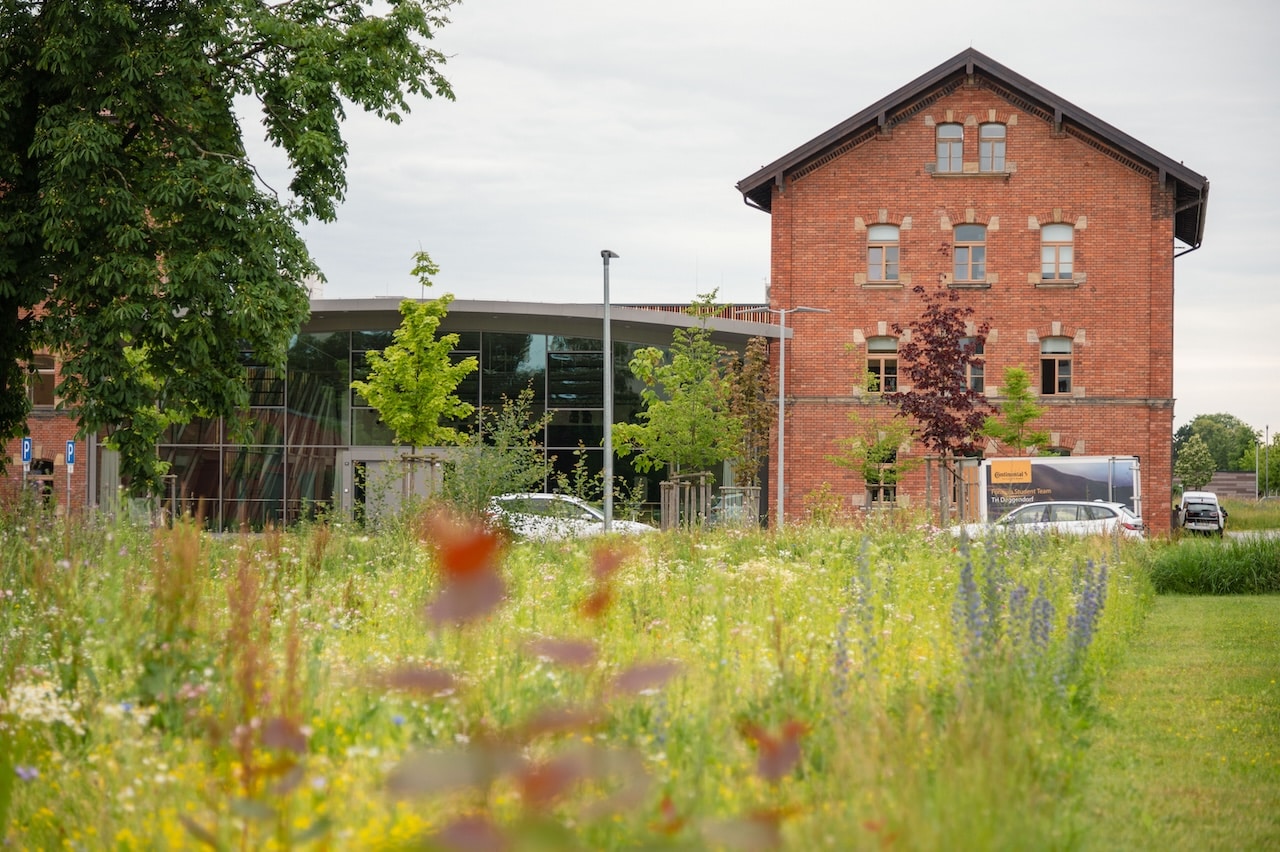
(548, 351, 604, 406)
(483, 333, 546, 404)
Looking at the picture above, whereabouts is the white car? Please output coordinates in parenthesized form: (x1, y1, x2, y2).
(1178, 490, 1226, 537)
(487, 493, 656, 541)
(950, 500, 1145, 539)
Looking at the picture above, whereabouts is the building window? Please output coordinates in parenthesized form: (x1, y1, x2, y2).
(960, 337, 985, 393)
(866, 455, 898, 505)
(867, 224, 899, 283)
(1041, 223, 1074, 281)
(28, 355, 56, 408)
(936, 123, 963, 173)
(979, 123, 1005, 172)
(866, 336, 898, 393)
(953, 224, 986, 283)
(1040, 337, 1072, 395)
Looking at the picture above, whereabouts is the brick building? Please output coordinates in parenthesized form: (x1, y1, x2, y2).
(737, 49, 1209, 533)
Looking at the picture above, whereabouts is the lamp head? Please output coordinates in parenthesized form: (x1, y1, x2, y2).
(601, 250, 619, 259)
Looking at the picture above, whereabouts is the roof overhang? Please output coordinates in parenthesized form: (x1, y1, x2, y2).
(304, 298, 786, 346)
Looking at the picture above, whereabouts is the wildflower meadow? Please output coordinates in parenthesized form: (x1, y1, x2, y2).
(0, 505, 1153, 849)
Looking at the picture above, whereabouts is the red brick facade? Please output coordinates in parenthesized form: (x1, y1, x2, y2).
(3, 398, 87, 515)
(739, 51, 1208, 534)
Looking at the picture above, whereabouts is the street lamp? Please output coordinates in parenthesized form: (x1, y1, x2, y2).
(738, 304, 829, 528)
(601, 250, 619, 532)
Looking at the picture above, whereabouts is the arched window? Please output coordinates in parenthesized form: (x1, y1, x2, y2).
(953, 224, 987, 283)
(866, 337, 898, 393)
(979, 123, 1006, 172)
(867, 224, 899, 282)
(936, 123, 963, 173)
(1040, 337, 1072, 395)
(1041, 223, 1074, 280)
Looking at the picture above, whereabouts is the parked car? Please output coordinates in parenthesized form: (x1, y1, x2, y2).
(1179, 491, 1227, 537)
(950, 500, 1145, 539)
(487, 493, 656, 541)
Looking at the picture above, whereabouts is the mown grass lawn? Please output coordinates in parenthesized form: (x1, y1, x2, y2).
(1079, 594, 1280, 850)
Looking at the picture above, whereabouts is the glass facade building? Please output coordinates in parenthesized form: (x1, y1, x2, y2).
(143, 299, 775, 528)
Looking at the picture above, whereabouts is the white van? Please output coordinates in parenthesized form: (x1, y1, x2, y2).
(1179, 491, 1227, 536)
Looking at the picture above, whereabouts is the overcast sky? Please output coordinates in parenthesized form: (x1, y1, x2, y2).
(246, 0, 1280, 437)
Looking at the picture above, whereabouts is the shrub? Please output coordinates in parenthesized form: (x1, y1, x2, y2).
(1147, 536, 1280, 594)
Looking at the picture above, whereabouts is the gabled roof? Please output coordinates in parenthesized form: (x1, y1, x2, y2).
(736, 48, 1209, 250)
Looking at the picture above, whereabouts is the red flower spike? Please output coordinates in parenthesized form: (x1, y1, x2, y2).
(425, 569, 506, 626)
(578, 587, 613, 619)
(863, 818, 899, 848)
(520, 705, 602, 739)
(516, 754, 585, 808)
(609, 661, 682, 697)
(524, 637, 598, 667)
(590, 542, 629, 581)
(431, 814, 509, 852)
(380, 666, 457, 695)
(426, 509, 503, 581)
(651, 795, 687, 836)
(419, 508, 508, 626)
(261, 717, 308, 755)
(741, 720, 809, 782)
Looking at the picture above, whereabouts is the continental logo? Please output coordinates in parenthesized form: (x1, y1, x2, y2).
(989, 460, 1032, 484)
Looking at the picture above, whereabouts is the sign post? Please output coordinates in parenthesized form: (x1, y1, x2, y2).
(21, 436, 31, 491)
(65, 439, 75, 515)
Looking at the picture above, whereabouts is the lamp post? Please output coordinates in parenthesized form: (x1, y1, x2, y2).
(739, 305, 829, 528)
(601, 250, 619, 532)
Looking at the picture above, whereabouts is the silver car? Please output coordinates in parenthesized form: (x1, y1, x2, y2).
(488, 493, 656, 541)
(951, 500, 1145, 539)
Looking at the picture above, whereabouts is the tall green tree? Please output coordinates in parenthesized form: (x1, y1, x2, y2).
(1173, 414, 1258, 472)
(725, 335, 773, 487)
(982, 366, 1050, 455)
(0, 0, 457, 493)
(1174, 433, 1216, 491)
(613, 292, 741, 476)
(349, 253, 476, 453)
(830, 414, 918, 503)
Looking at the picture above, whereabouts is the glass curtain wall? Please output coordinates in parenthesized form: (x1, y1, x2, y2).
(155, 329, 658, 529)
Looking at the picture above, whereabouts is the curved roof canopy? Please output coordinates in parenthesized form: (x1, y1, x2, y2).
(736, 48, 1208, 251)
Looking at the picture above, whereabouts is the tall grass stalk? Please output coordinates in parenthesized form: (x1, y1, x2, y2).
(1147, 535, 1280, 594)
(0, 508, 1152, 849)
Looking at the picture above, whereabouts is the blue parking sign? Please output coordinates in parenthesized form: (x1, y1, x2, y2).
(65, 440, 75, 466)
(22, 436, 31, 463)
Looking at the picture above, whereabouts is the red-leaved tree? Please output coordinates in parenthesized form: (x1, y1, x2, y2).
(885, 285, 993, 515)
